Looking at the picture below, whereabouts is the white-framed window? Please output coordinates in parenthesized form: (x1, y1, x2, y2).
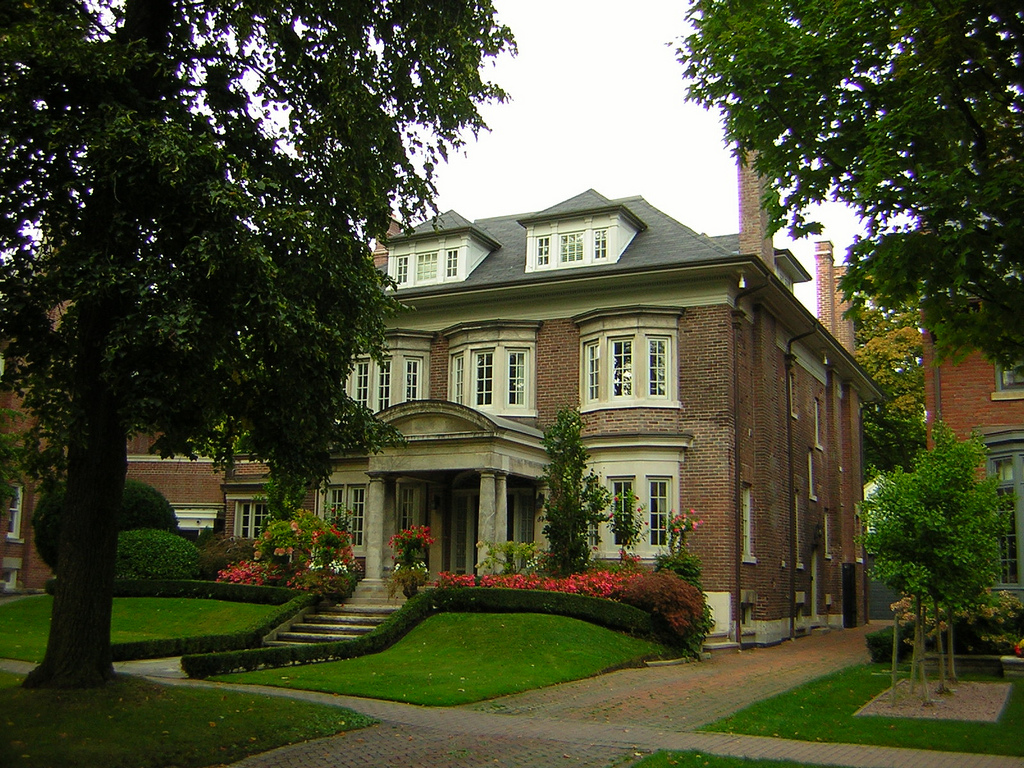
(398, 485, 421, 530)
(237, 501, 269, 538)
(648, 337, 667, 397)
(395, 255, 409, 285)
(416, 251, 438, 282)
(560, 232, 584, 263)
(6, 485, 22, 540)
(405, 358, 421, 401)
(648, 478, 669, 546)
(354, 361, 370, 408)
(451, 353, 465, 404)
(994, 456, 1019, 585)
(537, 236, 551, 266)
(594, 229, 608, 259)
(611, 478, 635, 546)
(507, 350, 526, 406)
(576, 309, 680, 410)
(795, 489, 803, 569)
(327, 485, 365, 547)
(611, 338, 633, 397)
(808, 449, 817, 501)
(998, 365, 1024, 391)
(823, 510, 832, 559)
(475, 350, 494, 406)
(378, 358, 392, 410)
(741, 485, 753, 560)
(446, 248, 459, 278)
(789, 371, 798, 418)
(814, 399, 823, 449)
(585, 341, 600, 402)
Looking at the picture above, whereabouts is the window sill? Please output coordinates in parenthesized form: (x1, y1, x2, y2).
(581, 400, 681, 414)
(991, 390, 1024, 401)
(4, 536, 23, 544)
(742, 556, 758, 565)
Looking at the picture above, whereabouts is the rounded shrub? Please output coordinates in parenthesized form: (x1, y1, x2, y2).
(115, 529, 199, 580)
(33, 479, 179, 570)
(620, 570, 714, 656)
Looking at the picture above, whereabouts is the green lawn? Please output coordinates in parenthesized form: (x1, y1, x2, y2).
(702, 664, 1024, 756)
(0, 669, 375, 768)
(0, 595, 283, 662)
(214, 612, 666, 705)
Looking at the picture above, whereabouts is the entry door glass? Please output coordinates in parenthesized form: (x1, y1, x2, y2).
(451, 493, 479, 574)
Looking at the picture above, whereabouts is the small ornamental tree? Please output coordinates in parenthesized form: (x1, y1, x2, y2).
(540, 408, 611, 575)
(862, 423, 1008, 699)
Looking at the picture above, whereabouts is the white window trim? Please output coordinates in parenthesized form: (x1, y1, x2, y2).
(325, 485, 367, 550)
(814, 399, 823, 450)
(648, 476, 671, 548)
(6, 485, 23, 541)
(234, 499, 269, 538)
(444, 322, 539, 416)
(808, 449, 818, 502)
(741, 485, 755, 563)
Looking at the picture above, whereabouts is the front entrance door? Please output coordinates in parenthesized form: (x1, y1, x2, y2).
(449, 492, 479, 574)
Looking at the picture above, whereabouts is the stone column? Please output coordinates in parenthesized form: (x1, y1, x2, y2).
(495, 471, 508, 541)
(478, 471, 497, 547)
(364, 474, 386, 580)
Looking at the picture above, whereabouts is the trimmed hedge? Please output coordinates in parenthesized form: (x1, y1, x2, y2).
(181, 587, 655, 679)
(115, 529, 199, 580)
(111, 579, 304, 605)
(865, 625, 911, 663)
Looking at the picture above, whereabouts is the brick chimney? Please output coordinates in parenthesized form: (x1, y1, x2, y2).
(815, 240, 855, 352)
(737, 153, 776, 270)
(372, 218, 402, 269)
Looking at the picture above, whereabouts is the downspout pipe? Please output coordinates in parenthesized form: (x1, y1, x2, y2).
(732, 278, 768, 645)
(786, 328, 817, 641)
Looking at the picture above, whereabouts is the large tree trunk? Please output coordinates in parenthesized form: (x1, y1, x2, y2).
(23, 303, 128, 689)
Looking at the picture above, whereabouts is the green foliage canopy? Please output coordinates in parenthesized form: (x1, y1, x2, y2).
(682, 1, 1024, 366)
(0, 0, 513, 688)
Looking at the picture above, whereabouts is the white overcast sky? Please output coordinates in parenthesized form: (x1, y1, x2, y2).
(431, 0, 864, 315)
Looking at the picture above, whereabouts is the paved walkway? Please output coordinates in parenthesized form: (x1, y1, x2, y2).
(4, 620, 1021, 767)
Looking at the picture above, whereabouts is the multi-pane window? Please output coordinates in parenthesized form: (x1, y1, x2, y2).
(995, 457, 1019, 584)
(585, 342, 600, 402)
(475, 351, 494, 406)
(416, 252, 438, 282)
(594, 229, 608, 259)
(378, 358, 391, 410)
(399, 486, 418, 530)
(537, 236, 551, 266)
(328, 486, 365, 546)
(814, 399, 823, 448)
(6, 485, 22, 539)
(998, 365, 1024, 390)
(742, 485, 753, 559)
(452, 354, 465, 404)
(807, 449, 817, 500)
(611, 339, 633, 397)
(395, 255, 409, 285)
(560, 232, 584, 262)
(611, 479, 635, 546)
(405, 358, 421, 400)
(823, 510, 832, 558)
(238, 501, 268, 538)
(354, 361, 370, 407)
(446, 249, 459, 278)
(649, 479, 669, 546)
(507, 350, 526, 406)
(648, 338, 667, 397)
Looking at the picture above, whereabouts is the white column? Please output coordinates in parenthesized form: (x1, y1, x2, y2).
(478, 471, 497, 546)
(364, 474, 386, 580)
(495, 472, 508, 542)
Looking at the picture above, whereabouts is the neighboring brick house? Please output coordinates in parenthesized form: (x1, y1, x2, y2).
(923, 336, 1024, 602)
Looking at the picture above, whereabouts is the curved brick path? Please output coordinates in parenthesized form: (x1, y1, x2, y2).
(4, 618, 1022, 767)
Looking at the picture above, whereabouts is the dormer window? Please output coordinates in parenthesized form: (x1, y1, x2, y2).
(417, 252, 438, 282)
(446, 249, 459, 278)
(594, 229, 608, 259)
(395, 255, 409, 285)
(560, 233, 584, 263)
(537, 236, 551, 266)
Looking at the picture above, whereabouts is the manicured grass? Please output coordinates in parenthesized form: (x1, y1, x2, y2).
(214, 612, 666, 705)
(634, 752, 826, 768)
(702, 664, 1024, 756)
(0, 669, 375, 768)
(0, 596, 283, 663)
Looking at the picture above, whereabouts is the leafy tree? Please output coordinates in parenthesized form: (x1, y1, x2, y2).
(861, 424, 1007, 698)
(0, 0, 512, 688)
(540, 409, 611, 575)
(850, 301, 926, 478)
(682, 1, 1024, 367)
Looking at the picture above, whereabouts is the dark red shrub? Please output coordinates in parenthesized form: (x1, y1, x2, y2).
(620, 570, 709, 647)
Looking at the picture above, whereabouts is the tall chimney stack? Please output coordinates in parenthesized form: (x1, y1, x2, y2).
(737, 153, 776, 270)
(815, 240, 855, 352)
(372, 218, 402, 269)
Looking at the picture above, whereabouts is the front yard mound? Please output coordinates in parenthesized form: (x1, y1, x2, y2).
(856, 679, 1011, 722)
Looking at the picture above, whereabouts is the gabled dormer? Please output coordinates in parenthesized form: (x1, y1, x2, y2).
(518, 190, 646, 273)
(387, 211, 501, 288)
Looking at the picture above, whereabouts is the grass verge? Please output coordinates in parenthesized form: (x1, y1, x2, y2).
(0, 669, 375, 768)
(701, 664, 1023, 756)
(0, 596, 284, 663)
(213, 612, 666, 705)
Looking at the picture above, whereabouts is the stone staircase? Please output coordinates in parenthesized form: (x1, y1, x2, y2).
(265, 579, 406, 646)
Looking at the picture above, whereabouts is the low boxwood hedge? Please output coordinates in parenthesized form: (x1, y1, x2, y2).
(181, 587, 655, 679)
(110, 579, 302, 605)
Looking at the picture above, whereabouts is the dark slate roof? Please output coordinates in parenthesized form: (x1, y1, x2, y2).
(396, 192, 744, 294)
